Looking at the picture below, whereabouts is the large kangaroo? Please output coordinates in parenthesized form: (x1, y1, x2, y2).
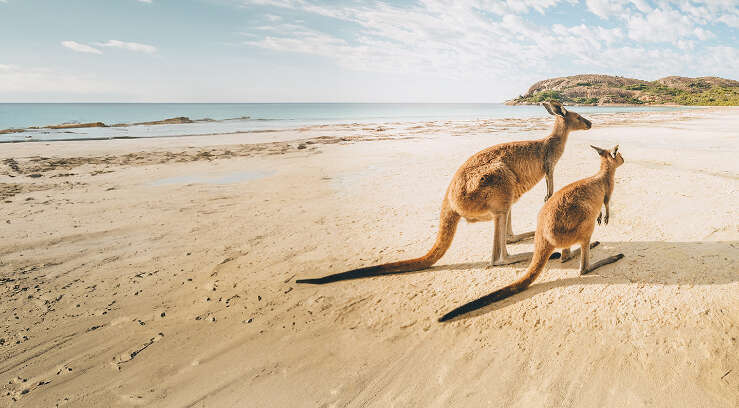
(439, 145, 625, 322)
(296, 101, 591, 285)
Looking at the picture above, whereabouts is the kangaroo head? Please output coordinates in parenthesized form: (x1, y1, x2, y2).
(542, 100, 592, 131)
(591, 144, 624, 167)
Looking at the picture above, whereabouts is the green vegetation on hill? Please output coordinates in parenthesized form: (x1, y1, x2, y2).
(525, 90, 563, 102)
(673, 87, 739, 106)
(507, 74, 739, 106)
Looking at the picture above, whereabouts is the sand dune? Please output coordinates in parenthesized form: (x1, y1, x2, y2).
(0, 107, 736, 407)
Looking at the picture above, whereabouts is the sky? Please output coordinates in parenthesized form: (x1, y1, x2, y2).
(0, 0, 737, 102)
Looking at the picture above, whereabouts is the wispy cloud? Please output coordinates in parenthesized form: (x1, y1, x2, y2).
(95, 40, 157, 54)
(626, 6, 714, 42)
(242, 0, 739, 83)
(246, 3, 553, 78)
(584, 0, 739, 29)
(137, 0, 153, 3)
(62, 40, 157, 55)
(718, 13, 739, 28)
(243, 2, 595, 79)
(61, 41, 103, 54)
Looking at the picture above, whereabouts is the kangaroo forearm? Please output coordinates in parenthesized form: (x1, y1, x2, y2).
(544, 162, 554, 201)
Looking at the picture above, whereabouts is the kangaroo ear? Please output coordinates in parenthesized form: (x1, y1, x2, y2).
(543, 100, 567, 117)
(611, 145, 619, 157)
(590, 145, 608, 156)
(542, 101, 555, 116)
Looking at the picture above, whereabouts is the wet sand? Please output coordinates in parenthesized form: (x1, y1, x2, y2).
(0, 107, 737, 407)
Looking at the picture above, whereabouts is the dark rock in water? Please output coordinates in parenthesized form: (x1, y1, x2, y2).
(110, 117, 195, 127)
(133, 117, 193, 126)
(138, 117, 193, 125)
(47, 122, 106, 129)
(0, 128, 25, 135)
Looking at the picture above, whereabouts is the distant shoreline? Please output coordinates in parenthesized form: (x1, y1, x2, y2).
(1, 106, 732, 145)
(0, 116, 252, 136)
(0, 103, 696, 143)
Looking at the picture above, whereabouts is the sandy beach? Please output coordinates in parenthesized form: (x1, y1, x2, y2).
(0, 107, 737, 407)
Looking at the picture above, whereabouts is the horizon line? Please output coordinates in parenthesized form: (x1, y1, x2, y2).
(0, 101, 512, 104)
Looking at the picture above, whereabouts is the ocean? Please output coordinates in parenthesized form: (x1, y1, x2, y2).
(0, 103, 686, 143)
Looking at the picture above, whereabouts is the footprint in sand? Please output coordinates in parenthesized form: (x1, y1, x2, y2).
(111, 333, 165, 370)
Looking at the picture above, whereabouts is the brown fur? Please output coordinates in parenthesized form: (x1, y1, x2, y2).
(439, 145, 625, 322)
(297, 101, 591, 285)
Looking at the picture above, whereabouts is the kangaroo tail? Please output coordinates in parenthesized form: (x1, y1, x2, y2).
(296, 198, 461, 284)
(438, 235, 554, 322)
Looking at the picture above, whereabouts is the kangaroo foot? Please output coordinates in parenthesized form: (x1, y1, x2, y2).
(561, 248, 571, 263)
(488, 251, 533, 267)
(581, 253, 624, 275)
(506, 231, 535, 244)
(562, 241, 600, 263)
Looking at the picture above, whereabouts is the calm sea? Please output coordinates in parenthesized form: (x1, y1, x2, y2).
(0, 103, 684, 143)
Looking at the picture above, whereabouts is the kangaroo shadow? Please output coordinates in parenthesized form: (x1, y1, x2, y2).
(296, 241, 738, 321)
(296, 245, 563, 284)
(440, 240, 738, 322)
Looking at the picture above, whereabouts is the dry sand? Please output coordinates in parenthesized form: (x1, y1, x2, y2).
(0, 107, 737, 407)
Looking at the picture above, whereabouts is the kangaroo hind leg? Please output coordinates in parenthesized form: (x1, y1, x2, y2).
(579, 239, 624, 275)
(489, 213, 533, 267)
(562, 241, 600, 263)
(506, 210, 535, 244)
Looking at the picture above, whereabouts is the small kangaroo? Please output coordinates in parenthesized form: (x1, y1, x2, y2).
(297, 100, 591, 285)
(439, 145, 625, 322)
